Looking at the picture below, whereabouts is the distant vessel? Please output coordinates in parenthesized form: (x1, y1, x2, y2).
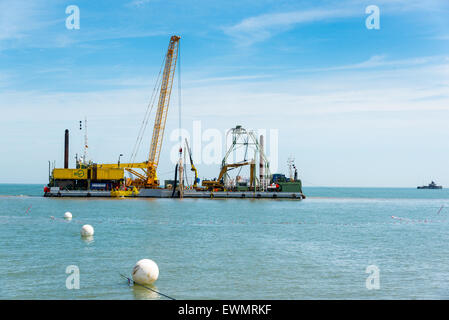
(417, 181, 442, 189)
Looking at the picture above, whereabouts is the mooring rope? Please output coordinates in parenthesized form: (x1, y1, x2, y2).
(119, 273, 176, 300)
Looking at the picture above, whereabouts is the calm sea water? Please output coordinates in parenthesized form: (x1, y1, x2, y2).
(1, 184, 449, 299)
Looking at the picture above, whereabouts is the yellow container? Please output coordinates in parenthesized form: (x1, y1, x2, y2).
(53, 168, 124, 180)
(96, 168, 124, 180)
(53, 168, 87, 180)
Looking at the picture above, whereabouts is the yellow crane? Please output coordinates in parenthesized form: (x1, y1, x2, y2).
(185, 138, 199, 188)
(202, 161, 255, 191)
(130, 35, 180, 187)
(99, 35, 181, 188)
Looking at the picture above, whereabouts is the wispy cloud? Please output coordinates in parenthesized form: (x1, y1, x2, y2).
(432, 35, 449, 41)
(223, 8, 356, 45)
(126, 0, 152, 8)
(372, 0, 449, 11)
(186, 74, 272, 84)
(0, 72, 12, 88)
(1, 26, 166, 51)
(294, 55, 447, 73)
(223, 0, 449, 45)
(49, 29, 167, 49)
(0, 0, 163, 51)
(0, 0, 55, 42)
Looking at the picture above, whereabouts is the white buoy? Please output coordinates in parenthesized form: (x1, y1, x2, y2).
(64, 211, 72, 220)
(80, 224, 94, 237)
(132, 259, 159, 285)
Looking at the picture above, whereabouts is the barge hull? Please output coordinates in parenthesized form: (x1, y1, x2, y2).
(44, 189, 303, 199)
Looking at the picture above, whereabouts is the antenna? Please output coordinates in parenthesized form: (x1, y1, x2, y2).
(83, 117, 88, 165)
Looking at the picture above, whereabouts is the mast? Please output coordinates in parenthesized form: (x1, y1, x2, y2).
(83, 117, 88, 165)
(145, 35, 180, 186)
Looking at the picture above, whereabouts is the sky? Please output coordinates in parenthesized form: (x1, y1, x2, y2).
(0, 0, 448, 187)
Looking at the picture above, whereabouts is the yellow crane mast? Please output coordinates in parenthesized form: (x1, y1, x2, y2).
(64, 35, 180, 190)
(144, 35, 181, 187)
(103, 35, 181, 188)
(49, 35, 181, 193)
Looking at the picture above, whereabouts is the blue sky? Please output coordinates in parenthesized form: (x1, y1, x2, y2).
(0, 0, 448, 186)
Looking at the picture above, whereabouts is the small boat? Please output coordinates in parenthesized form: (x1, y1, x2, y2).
(111, 187, 140, 197)
(417, 181, 443, 189)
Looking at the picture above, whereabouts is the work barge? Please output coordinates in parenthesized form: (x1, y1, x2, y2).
(44, 35, 305, 200)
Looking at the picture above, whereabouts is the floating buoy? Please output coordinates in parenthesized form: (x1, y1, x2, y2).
(64, 211, 72, 220)
(80, 224, 94, 237)
(132, 259, 159, 285)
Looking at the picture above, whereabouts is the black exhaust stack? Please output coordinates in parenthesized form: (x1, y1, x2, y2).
(64, 129, 69, 169)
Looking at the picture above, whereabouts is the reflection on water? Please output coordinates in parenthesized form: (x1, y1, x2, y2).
(132, 284, 160, 300)
(81, 235, 94, 244)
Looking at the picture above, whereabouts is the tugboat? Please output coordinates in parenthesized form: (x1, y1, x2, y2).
(417, 181, 443, 189)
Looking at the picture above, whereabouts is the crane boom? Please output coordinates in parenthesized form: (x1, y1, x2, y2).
(68, 36, 181, 189)
(185, 138, 199, 188)
(201, 161, 250, 191)
(149, 35, 180, 166)
(144, 35, 180, 187)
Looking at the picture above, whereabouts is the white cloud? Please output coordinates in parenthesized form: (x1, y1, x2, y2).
(3, 55, 447, 122)
(432, 35, 449, 41)
(186, 74, 272, 84)
(126, 0, 151, 8)
(0, 0, 164, 51)
(0, 1, 62, 44)
(294, 55, 447, 73)
(223, 0, 449, 45)
(223, 8, 355, 45)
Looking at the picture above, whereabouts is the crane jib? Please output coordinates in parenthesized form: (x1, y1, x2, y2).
(145, 35, 180, 187)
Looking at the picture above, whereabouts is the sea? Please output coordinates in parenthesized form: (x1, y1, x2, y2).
(1, 184, 449, 299)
